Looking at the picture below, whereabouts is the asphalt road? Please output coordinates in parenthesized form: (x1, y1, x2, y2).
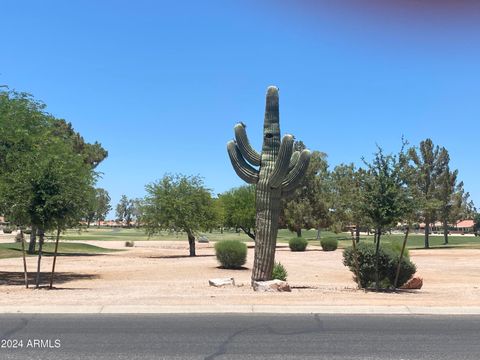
(1, 314, 479, 359)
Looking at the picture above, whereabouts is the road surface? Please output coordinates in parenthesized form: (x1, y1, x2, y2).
(1, 314, 479, 359)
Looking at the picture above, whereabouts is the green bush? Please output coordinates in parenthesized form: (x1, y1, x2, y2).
(272, 262, 288, 281)
(289, 237, 308, 252)
(2, 227, 13, 234)
(214, 240, 247, 269)
(320, 238, 338, 251)
(342, 242, 416, 289)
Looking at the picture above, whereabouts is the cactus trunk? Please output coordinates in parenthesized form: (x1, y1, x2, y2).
(227, 86, 311, 286)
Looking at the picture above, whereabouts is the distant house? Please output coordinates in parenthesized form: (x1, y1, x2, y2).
(454, 220, 475, 234)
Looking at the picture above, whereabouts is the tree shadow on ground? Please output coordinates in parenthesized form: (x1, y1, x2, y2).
(145, 254, 215, 259)
(215, 266, 249, 271)
(6, 248, 107, 257)
(0, 271, 99, 286)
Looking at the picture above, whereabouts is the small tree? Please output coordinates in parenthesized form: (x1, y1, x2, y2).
(361, 146, 407, 290)
(219, 185, 256, 240)
(142, 174, 216, 256)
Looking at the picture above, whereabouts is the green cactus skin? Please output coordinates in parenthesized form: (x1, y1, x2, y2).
(227, 86, 311, 283)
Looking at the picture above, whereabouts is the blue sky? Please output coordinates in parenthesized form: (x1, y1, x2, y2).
(2, 0, 480, 217)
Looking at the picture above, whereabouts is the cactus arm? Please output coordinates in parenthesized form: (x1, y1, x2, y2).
(281, 149, 311, 192)
(234, 123, 261, 166)
(269, 134, 294, 188)
(227, 140, 259, 184)
(288, 151, 300, 171)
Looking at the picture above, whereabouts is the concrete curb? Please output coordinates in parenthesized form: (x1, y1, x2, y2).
(2, 305, 480, 315)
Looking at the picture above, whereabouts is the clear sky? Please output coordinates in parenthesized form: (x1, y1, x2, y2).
(2, 0, 480, 217)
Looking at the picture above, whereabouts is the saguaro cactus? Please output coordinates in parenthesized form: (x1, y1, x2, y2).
(227, 86, 311, 283)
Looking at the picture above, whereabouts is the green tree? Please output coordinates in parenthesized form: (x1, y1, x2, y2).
(0, 88, 105, 288)
(283, 150, 331, 238)
(116, 195, 133, 227)
(474, 213, 480, 235)
(219, 185, 256, 240)
(362, 146, 407, 290)
(131, 198, 144, 228)
(329, 164, 369, 243)
(142, 174, 216, 256)
(94, 188, 112, 226)
(408, 139, 449, 248)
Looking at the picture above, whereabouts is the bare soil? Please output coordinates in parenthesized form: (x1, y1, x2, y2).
(1, 241, 479, 307)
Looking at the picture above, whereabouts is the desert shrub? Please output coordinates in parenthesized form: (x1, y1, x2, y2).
(289, 237, 308, 252)
(2, 227, 13, 234)
(214, 240, 247, 269)
(321, 238, 338, 251)
(342, 242, 416, 289)
(125, 241, 134, 247)
(272, 262, 288, 281)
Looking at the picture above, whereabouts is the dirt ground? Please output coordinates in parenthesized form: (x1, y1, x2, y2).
(1, 240, 479, 308)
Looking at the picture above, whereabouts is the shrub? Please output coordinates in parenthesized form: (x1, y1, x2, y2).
(321, 238, 338, 251)
(342, 242, 416, 289)
(272, 262, 288, 281)
(214, 240, 247, 269)
(125, 241, 134, 247)
(2, 227, 13, 234)
(289, 237, 308, 252)
(23, 229, 32, 235)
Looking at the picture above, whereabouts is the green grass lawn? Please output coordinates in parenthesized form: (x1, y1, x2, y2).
(0, 242, 119, 260)
(52, 227, 480, 250)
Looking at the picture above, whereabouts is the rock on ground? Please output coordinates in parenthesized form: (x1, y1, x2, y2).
(253, 280, 291, 292)
(401, 277, 423, 290)
(209, 278, 235, 287)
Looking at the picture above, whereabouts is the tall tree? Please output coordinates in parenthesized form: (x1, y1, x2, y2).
(116, 195, 133, 227)
(142, 174, 216, 256)
(94, 188, 112, 226)
(219, 185, 256, 240)
(408, 139, 449, 248)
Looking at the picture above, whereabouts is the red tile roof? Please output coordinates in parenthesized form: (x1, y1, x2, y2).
(456, 220, 475, 228)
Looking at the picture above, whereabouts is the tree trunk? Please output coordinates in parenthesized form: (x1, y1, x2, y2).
(251, 184, 282, 284)
(351, 234, 361, 289)
(28, 225, 37, 254)
(186, 230, 196, 257)
(355, 224, 360, 243)
(35, 228, 45, 289)
(239, 226, 255, 241)
(49, 227, 61, 289)
(374, 227, 381, 291)
(316, 227, 321, 241)
(296, 228, 302, 238)
(443, 219, 449, 245)
(424, 219, 430, 249)
(20, 230, 29, 288)
(394, 225, 410, 289)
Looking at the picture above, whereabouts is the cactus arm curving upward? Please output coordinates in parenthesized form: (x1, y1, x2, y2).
(288, 151, 300, 171)
(269, 134, 294, 188)
(227, 140, 259, 184)
(234, 123, 261, 166)
(281, 149, 311, 192)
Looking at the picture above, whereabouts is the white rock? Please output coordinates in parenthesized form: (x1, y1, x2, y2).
(253, 280, 291, 292)
(209, 277, 235, 287)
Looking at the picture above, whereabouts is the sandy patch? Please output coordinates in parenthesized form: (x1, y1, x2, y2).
(1, 241, 479, 307)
